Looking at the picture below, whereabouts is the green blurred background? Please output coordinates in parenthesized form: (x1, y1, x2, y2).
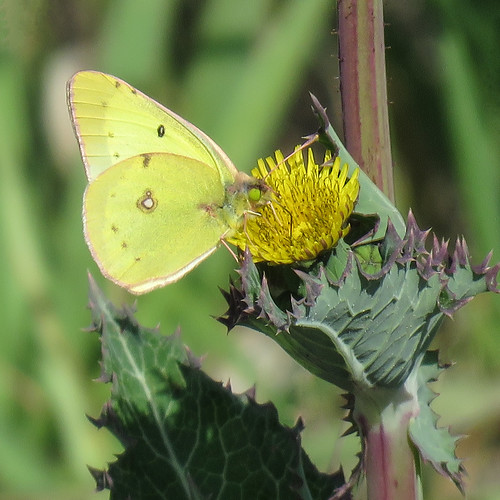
(0, 0, 499, 498)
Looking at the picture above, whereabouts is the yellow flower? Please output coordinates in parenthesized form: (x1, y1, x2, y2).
(227, 147, 360, 264)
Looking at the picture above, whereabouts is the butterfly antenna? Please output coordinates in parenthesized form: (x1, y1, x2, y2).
(263, 133, 320, 180)
(320, 156, 335, 168)
(282, 132, 320, 164)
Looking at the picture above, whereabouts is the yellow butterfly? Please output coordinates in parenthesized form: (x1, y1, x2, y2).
(67, 71, 269, 294)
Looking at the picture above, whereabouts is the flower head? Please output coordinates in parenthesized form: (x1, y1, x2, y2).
(227, 147, 360, 264)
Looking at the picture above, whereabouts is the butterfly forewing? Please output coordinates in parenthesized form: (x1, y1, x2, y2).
(67, 71, 237, 183)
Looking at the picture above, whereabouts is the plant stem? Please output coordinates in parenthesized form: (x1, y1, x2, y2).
(337, 0, 394, 202)
(354, 386, 421, 500)
(336, 1, 418, 497)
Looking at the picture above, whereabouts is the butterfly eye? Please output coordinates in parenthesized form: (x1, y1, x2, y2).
(248, 187, 262, 202)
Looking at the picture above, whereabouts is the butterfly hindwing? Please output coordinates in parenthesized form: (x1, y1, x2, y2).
(83, 153, 228, 293)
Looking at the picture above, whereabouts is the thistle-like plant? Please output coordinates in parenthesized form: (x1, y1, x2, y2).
(217, 97, 499, 498)
(84, 3, 499, 499)
(87, 101, 498, 498)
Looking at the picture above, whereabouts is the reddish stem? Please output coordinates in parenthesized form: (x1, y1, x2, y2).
(337, 0, 395, 202)
(353, 385, 421, 500)
(360, 416, 419, 500)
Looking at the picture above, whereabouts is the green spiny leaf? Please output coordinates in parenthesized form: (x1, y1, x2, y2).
(408, 351, 465, 494)
(87, 276, 348, 500)
(222, 213, 499, 393)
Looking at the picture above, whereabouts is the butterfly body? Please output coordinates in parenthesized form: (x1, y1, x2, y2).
(68, 71, 267, 294)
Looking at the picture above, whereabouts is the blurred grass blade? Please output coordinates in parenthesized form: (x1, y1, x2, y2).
(0, 60, 98, 484)
(438, 31, 500, 257)
(186, 0, 334, 167)
(98, 0, 178, 84)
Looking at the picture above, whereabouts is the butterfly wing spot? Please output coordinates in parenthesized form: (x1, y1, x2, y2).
(111, 224, 118, 233)
(113, 152, 120, 159)
(121, 241, 127, 249)
(114, 80, 121, 89)
(108, 131, 114, 138)
(137, 190, 157, 213)
(200, 203, 218, 218)
(141, 153, 152, 168)
(135, 257, 141, 262)
(101, 100, 108, 107)
(157, 124, 165, 137)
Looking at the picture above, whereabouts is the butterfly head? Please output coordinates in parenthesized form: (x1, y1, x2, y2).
(229, 171, 273, 209)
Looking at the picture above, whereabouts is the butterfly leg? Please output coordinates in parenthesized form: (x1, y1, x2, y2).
(220, 234, 240, 262)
